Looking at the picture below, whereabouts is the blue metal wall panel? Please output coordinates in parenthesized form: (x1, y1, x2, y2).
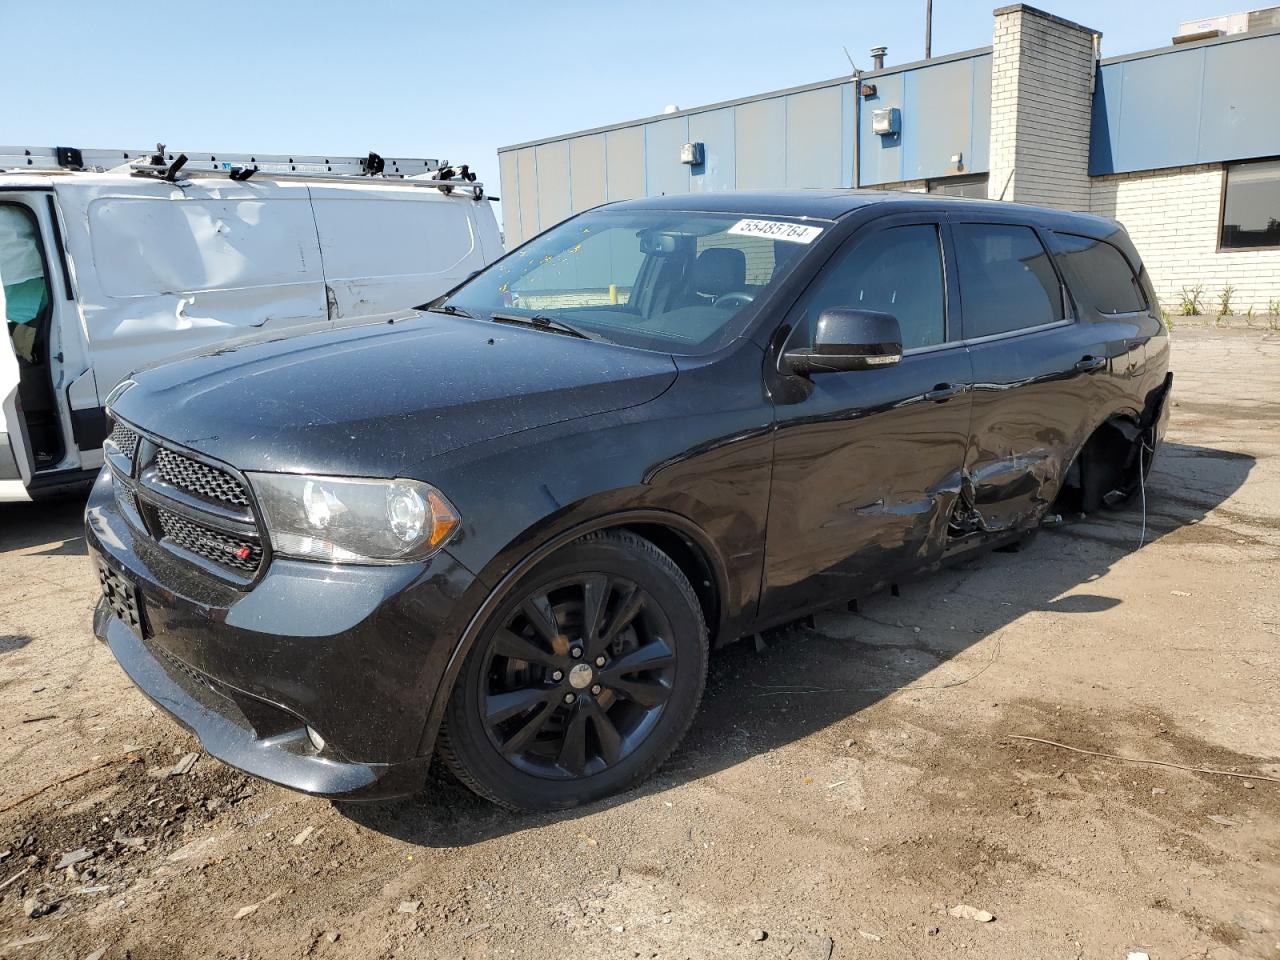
(840, 83, 855, 187)
(735, 97, 787, 189)
(1199, 39, 1280, 163)
(784, 86, 845, 187)
(968, 55, 992, 176)
(605, 126, 645, 201)
(568, 134, 607, 213)
(534, 140, 571, 230)
(858, 55, 990, 186)
(904, 59, 974, 181)
(1091, 32, 1280, 174)
(1117, 52, 1202, 172)
(1089, 61, 1123, 175)
(859, 72, 904, 185)
(689, 107, 736, 192)
(515, 148, 539, 242)
(645, 116, 692, 197)
(498, 150, 521, 243)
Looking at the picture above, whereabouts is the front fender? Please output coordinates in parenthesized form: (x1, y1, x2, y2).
(413, 502, 736, 758)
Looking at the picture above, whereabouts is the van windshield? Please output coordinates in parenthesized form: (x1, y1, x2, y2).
(440, 209, 826, 354)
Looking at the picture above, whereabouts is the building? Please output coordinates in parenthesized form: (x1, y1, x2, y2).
(497, 3, 1280, 313)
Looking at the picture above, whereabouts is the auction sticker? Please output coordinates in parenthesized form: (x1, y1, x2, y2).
(728, 219, 824, 244)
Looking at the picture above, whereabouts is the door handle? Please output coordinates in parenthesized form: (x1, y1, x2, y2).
(1075, 355, 1107, 373)
(924, 383, 963, 403)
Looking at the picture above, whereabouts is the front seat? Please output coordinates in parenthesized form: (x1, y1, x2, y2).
(692, 248, 746, 302)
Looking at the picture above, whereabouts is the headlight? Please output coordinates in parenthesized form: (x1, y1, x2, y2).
(247, 473, 460, 564)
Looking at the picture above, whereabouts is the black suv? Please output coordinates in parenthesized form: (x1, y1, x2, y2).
(87, 191, 1172, 811)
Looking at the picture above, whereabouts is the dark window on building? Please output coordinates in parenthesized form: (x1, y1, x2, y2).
(1054, 233, 1146, 314)
(1221, 159, 1280, 250)
(927, 175, 989, 199)
(953, 223, 1064, 338)
(798, 225, 946, 350)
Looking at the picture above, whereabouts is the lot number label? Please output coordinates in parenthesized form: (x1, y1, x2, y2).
(728, 219, 824, 244)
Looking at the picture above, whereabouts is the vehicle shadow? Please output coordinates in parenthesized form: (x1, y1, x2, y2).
(0, 494, 88, 553)
(339, 440, 1255, 845)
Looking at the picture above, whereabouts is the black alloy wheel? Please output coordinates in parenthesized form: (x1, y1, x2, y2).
(439, 531, 707, 811)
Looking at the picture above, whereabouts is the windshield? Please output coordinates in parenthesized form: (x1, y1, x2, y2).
(441, 209, 827, 354)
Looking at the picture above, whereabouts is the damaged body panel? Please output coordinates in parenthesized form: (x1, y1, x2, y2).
(0, 168, 501, 501)
(84, 190, 1170, 807)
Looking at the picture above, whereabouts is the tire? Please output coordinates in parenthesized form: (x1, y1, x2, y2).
(438, 530, 708, 812)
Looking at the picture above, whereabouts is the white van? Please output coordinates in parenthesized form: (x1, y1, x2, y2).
(0, 152, 502, 501)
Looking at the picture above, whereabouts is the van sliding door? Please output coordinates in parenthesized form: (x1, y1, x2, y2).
(309, 186, 487, 324)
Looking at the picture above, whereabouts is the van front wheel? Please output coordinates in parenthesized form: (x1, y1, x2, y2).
(438, 531, 708, 811)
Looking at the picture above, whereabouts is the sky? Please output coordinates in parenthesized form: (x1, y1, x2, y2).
(5, 0, 1232, 206)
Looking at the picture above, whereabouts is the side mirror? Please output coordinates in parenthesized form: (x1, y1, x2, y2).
(784, 308, 903, 376)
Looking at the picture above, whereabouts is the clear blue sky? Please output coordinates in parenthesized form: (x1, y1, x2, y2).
(6, 0, 1224, 202)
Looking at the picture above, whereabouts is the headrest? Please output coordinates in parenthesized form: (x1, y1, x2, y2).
(693, 247, 746, 297)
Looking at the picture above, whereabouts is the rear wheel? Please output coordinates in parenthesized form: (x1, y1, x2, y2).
(438, 530, 708, 811)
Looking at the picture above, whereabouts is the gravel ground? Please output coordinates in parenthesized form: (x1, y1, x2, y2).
(1, 328, 1277, 960)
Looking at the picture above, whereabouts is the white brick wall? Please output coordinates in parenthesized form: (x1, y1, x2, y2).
(989, 5, 1096, 211)
(1092, 164, 1280, 313)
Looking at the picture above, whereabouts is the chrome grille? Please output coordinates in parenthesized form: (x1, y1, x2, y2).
(116, 482, 138, 516)
(156, 509, 262, 574)
(108, 420, 140, 462)
(154, 448, 250, 507)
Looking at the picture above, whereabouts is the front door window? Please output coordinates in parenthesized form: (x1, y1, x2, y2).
(793, 224, 947, 350)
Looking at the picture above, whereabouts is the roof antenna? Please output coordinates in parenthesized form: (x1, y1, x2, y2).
(842, 45, 860, 74)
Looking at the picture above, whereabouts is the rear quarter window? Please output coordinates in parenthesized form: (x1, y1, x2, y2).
(1052, 232, 1146, 315)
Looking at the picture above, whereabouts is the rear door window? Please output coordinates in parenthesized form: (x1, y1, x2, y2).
(953, 223, 1064, 339)
(1053, 233, 1146, 314)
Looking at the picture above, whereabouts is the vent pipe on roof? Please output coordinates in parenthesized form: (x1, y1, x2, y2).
(870, 45, 887, 70)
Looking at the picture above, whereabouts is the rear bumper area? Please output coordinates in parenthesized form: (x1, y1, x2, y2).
(85, 467, 481, 801)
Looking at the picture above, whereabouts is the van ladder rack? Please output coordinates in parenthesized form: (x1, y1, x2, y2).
(1, 144, 485, 198)
(1, 144, 441, 177)
(129, 156, 485, 198)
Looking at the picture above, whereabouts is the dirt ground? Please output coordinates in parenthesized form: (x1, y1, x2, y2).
(1, 328, 1277, 960)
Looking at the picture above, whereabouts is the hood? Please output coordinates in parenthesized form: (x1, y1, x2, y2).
(111, 312, 678, 476)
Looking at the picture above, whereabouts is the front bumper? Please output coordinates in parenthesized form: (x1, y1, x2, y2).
(85, 467, 481, 800)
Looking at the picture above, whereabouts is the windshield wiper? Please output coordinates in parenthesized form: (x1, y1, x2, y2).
(426, 303, 475, 319)
(489, 312, 594, 340)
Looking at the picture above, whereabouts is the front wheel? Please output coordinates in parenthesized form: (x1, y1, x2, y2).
(438, 530, 708, 811)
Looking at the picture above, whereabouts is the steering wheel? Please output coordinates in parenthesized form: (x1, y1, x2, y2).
(713, 291, 755, 310)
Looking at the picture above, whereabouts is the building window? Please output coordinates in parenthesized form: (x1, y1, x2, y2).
(927, 175, 989, 199)
(1221, 159, 1280, 250)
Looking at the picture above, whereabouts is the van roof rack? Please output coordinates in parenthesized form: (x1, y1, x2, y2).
(0, 144, 486, 198)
